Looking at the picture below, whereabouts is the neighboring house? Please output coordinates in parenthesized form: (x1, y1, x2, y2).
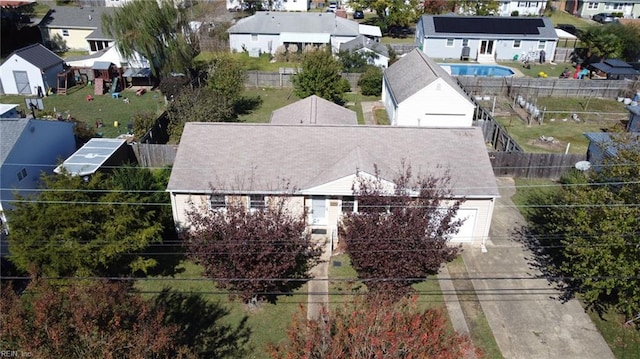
(498, 1, 546, 16)
(227, 11, 381, 55)
(585, 131, 640, 169)
(40, 6, 114, 53)
(339, 35, 390, 68)
(0, 104, 20, 119)
(382, 49, 476, 127)
(566, 0, 640, 18)
(167, 123, 499, 246)
(0, 118, 76, 227)
(54, 138, 133, 177)
(0, 44, 64, 95)
(64, 45, 149, 69)
(227, 0, 309, 11)
(416, 14, 558, 62)
(270, 95, 357, 125)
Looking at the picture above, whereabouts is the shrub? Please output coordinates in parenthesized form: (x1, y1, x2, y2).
(511, 10, 519, 16)
(358, 66, 383, 96)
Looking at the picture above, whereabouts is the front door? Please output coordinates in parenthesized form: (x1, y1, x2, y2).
(13, 71, 31, 95)
(479, 40, 494, 55)
(311, 197, 327, 225)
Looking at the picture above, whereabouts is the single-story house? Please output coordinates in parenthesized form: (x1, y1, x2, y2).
(416, 14, 558, 62)
(167, 123, 499, 247)
(0, 104, 20, 119)
(270, 95, 357, 125)
(227, 11, 381, 55)
(585, 131, 640, 170)
(0, 118, 76, 228)
(382, 49, 476, 127)
(54, 138, 132, 177)
(39, 6, 114, 53)
(227, 0, 309, 11)
(590, 59, 640, 80)
(339, 35, 390, 68)
(497, 1, 546, 16)
(0, 43, 64, 95)
(566, 0, 640, 19)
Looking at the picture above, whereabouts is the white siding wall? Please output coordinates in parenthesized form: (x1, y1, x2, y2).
(229, 33, 281, 54)
(0, 56, 61, 95)
(357, 48, 389, 68)
(381, 77, 398, 125)
(47, 28, 94, 51)
(423, 37, 557, 62)
(499, 1, 545, 16)
(395, 80, 475, 127)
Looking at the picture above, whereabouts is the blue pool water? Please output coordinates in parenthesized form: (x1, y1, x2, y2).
(438, 63, 515, 77)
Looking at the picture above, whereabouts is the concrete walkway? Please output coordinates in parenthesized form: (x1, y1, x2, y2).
(307, 235, 331, 320)
(462, 177, 614, 359)
(361, 101, 382, 125)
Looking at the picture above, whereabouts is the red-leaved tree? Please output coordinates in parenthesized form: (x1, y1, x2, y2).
(0, 279, 190, 358)
(339, 164, 463, 297)
(269, 294, 479, 358)
(186, 196, 323, 304)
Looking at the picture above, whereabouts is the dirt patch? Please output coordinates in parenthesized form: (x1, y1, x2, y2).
(527, 137, 567, 151)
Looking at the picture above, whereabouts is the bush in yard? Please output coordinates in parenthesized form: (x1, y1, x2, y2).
(292, 48, 350, 105)
(269, 294, 479, 359)
(357, 66, 383, 96)
(339, 163, 463, 299)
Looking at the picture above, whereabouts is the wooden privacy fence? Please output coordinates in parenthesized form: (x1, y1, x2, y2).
(457, 77, 636, 98)
(244, 71, 361, 90)
(388, 43, 418, 55)
(490, 152, 586, 179)
(132, 144, 177, 168)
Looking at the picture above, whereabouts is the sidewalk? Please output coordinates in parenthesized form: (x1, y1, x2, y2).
(461, 177, 614, 359)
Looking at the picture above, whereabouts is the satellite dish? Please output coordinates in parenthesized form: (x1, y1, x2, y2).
(575, 160, 591, 171)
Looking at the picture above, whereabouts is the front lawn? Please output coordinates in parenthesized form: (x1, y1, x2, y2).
(547, 10, 593, 30)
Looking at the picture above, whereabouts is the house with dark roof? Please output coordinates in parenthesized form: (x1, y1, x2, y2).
(167, 122, 499, 246)
(227, 11, 381, 55)
(0, 118, 76, 229)
(0, 44, 64, 95)
(270, 95, 357, 125)
(339, 35, 390, 68)
(381, 49, 475, 127)
(566, 0, 640, 19)
(39, 6, 114, 53)
(416, 15, 558, 62)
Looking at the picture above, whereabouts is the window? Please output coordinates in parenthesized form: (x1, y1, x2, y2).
(538, 40, 546, 50)
(16, 168, 27, 181)
(342, 197, 356, 214)
(587, 2, 598, 9)
(90, 41, 97, 52)
(210, 195, 226, 209)
(251, 34, 258, 41)
(446, 38, 454, 47)
(605, 3, 623, 10)
(517, 1, 526, 6)
(462, 39, 469, 47)
(249, 194, 266, 209)
(62, 29, 69, 37)
(513, 39, 521, 48)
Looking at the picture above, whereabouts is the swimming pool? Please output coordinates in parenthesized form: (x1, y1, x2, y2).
(438, 63, 515, 77)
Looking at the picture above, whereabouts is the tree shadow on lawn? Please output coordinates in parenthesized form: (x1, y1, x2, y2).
(155, 289, 252, 358)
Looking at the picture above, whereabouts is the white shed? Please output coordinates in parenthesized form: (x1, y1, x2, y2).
(382, 49, 476, 127)
(0, 44, 64, 95)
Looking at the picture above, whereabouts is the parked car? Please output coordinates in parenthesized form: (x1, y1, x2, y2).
(353, 10, 364, 19)
(592, 13, 615, 23)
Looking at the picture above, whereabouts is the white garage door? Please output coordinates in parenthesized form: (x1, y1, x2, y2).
(451, 209, 477, 243)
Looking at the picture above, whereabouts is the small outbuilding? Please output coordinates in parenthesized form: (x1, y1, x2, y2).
(590, 59, 640, 80)
(0, 44, 64, 95)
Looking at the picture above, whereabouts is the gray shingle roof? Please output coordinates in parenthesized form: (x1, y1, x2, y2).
(228, 11, 359, 36)
(339, 35, 389, 57)
(167, 123, 499, 198)
(4, 44, 63, 70)
(42, 5, 113, 30)
(419, 15, 558, 40)
(270, 95, 357, 125)
(0, 118, 30, 164)
(383, 49, 471, 105)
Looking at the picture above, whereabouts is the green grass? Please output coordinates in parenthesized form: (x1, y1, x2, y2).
(374, 108, 389, 125)
(238, 88, 300, 123)
(57, 50, 90, 59)
(0, 86, 165, 138)
(547, 10, 593, 30)
(196, 52, 301, 72)
(497, 61, 568, 78)
(344, 92, 380, 124)
(448, 256, 502, 359)
(136, 261, 303, 359)
(586, 304, 640, 358)
(512, 178, 559, 218)
(380, 36, 416, 44)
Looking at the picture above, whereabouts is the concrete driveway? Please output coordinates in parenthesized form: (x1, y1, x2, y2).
(462, 177, 614, 359)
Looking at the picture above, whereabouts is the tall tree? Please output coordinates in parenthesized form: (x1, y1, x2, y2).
(339, 164, 463, 298)
(421, 0, 455, 14)
(580, 23, 640, 62)
(207, 53, 247, 110)
(8, 169, 165, 278)
(269, 294, 479, 358)
(348, 0, 419, 30)
(457, 0, 500, 15)
(292, 48, 350, 105)
(525, 133, 640, 319)
(185, 196, 323, 304)
(102, 0, 198, 78)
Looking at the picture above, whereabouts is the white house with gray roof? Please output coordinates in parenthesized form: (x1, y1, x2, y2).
(416, 14, 558, 62)
(382, 49, 475, 127)
(339, 35, 389, 68)
(227, 0, 308, 12)
(40, 6, 114, 53)
(0, 44, 64, 95)
(167, 122, 499, 246)
(270, 95, 357, 125)
(227, 11, 381, 54)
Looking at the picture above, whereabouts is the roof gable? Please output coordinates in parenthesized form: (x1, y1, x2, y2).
(228, 11, 360, 36)
(339, 35, 389, 57)
(167, 123, 499, 198)
(0, 118, 30, 164)
(3, 44, 63, 70)
(270, 95, 357, 125)
(383, 49, 471, 105)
